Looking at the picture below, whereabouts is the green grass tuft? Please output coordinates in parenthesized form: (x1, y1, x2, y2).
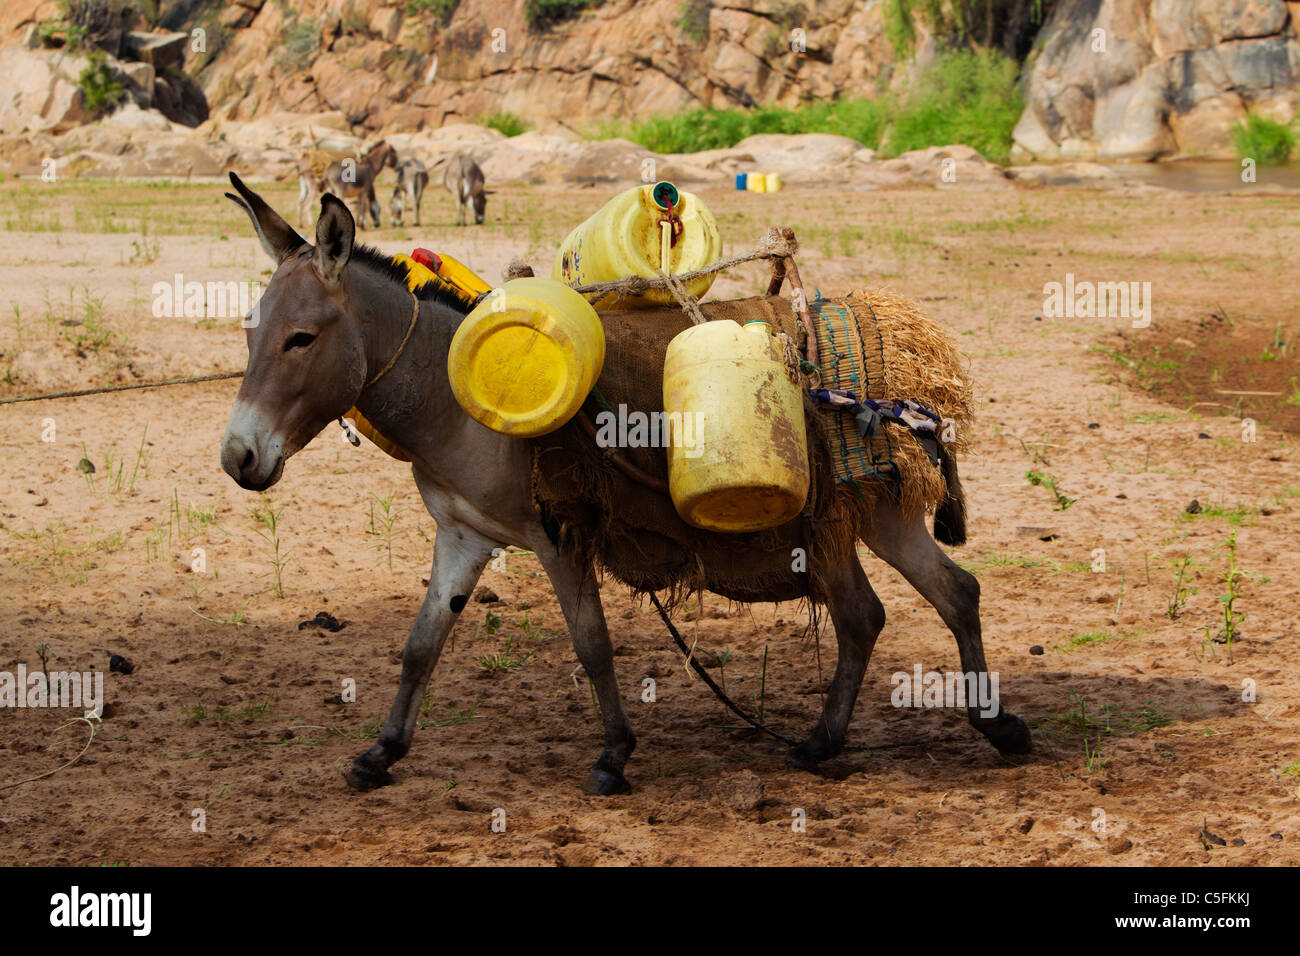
(599, 49, 1021, 163)
(480, 112, 530, 137)
(1233, 113, 1296, 166)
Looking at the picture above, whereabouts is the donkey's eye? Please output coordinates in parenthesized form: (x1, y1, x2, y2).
(283, 331, 317, 352)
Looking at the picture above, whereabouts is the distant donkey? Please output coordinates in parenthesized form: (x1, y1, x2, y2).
(443, 153, 491, 225)
(323, 140, 397, 230)
(390, 158, 428, 227)
(295, 151, 328, 229)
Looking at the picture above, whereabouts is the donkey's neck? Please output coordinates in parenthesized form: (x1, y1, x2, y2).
(349, 269, 464, 470)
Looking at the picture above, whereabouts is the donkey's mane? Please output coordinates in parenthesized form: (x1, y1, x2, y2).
(349, 242, 475, 314)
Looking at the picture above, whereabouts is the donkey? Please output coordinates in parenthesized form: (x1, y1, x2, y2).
(390, 158, 428, 228)
(443, 153, 490, 225)
(323, 140, 397, 230)
(219, 173, 1031, 796)
(295, 151, 327, 229)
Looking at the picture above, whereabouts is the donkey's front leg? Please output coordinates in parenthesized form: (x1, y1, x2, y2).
(344, 525, 495, 791)
(534, 540, 636, 795)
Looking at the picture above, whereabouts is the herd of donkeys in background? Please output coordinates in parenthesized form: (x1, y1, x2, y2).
(295, 140, 493, 231)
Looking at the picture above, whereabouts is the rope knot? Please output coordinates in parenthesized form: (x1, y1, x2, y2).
(760, 227, 799, 259)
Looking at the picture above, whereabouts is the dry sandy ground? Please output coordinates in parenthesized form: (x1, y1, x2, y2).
(0, 176, 1297, 865)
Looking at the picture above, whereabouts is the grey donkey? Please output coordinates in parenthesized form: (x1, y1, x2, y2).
(442, 153, 492, 225)
(218, 172, 1032, 796)
(390, 158, 429, 228)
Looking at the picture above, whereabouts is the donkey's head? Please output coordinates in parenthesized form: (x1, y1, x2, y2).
(364, 140, 397, 172)
(220, 172, 368, 491)
(471, 187, 491, 225)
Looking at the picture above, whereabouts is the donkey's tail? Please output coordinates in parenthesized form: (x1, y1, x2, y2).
(933, 446, 967, 547)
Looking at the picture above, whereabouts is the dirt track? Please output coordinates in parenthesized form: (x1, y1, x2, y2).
(1, 177, 1298, 865)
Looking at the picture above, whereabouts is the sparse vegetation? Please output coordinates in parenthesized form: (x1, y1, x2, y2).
(676, 0, 710, 43)
(1038, 693, 1173, 740)
(1233, 112, 1296, 166)
(405, 0, 460, 20)
(601, 49, 1021, 162)
(1166, 555, 1195, 619)
(77, 50, 125, 118)
(279, 16, 320, 71)
(1054, 629, 1120, 653)
(480, 112, 529, 137)
(1026, 469, 1075, 510)
(474, 634, 535, 673)
(251, 495, 291, 598)
(887, 50, 1024, 164)
(525, 0, 604, 30)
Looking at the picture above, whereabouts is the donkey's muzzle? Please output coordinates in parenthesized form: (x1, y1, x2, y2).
(221, 418, 285, 492)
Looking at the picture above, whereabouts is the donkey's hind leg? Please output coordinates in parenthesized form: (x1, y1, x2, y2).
(863, 499, 1032, 755)
(533, 538, 636, 796)
(788, 555, 886, 771)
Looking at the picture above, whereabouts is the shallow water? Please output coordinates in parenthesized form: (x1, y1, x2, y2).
(1117, 159, 1300, 192)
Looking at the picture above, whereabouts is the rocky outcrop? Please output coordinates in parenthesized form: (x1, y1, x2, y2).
(1, 0, 1296, 173)
(1, 0, 901, 135)
(1014, 0, 1300, 160)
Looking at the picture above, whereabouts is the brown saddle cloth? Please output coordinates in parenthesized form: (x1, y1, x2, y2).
(528, 295, 867, 606)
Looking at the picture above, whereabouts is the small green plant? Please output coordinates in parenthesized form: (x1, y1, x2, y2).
(1026, 469, 1075, 510)
(1166, 555, 1195, 619)
(1218, 532, 1245, 657)
(1232, 112, 1295, 166)
(1038, 692, 1173, 740)
(1083, 733, 1108, 774)
(125, 235, 160, 265)
(405, 0, 459, 20)
(525, 0, 603, 30)
(251, 495, 291, 597)
(480, 112, 529, 137)
(474, 635, 535, 673)
(1282, 763, 1300, 798)
(78, 49, 124, 117)
(1054, 629, 1118, 653)
(1285, 377, 1300, 408)
(366, 491, 398, 571)
(279, 16, 319, 70)
(676, 0, 710, 42)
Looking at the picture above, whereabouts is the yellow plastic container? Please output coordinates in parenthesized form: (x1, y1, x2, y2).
(765, 172, 782, 192)
(663, 319, 809, 532)
(552, 182, 721, 310)
(746, 172, 767, 193)
(448, 276, 604, 437)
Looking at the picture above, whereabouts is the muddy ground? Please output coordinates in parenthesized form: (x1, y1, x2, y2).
(0, 175, 1297, 865)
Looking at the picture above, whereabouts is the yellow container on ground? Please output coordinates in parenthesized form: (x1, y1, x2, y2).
(663, 319, 809, 532)
(448, 276, 605, 438)
(552, 182, 721, 310)
(765, 172, 783, 192)
(746, 172, 767, 193)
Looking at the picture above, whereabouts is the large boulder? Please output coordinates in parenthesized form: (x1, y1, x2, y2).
(1014, 0, 1300, 161)
(0, 48, 92, 135)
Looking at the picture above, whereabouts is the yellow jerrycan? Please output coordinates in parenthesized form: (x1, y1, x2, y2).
(448, 276, 605, 438)
(662, 319, 809, 532)
(552, 181, 722, 310)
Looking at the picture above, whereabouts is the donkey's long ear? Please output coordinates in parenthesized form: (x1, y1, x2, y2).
(225, 171, 305, 265)
(313, 193, 354, 289)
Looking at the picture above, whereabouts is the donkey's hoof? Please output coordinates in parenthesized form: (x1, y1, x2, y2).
(344, 756, 394, 792)
(583, 766, 631, 796)
(981, 713, 1033, 755)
